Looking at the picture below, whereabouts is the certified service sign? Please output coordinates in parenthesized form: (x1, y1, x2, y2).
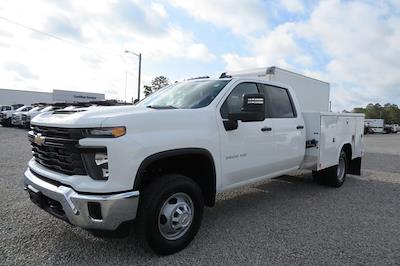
(53, 90, 105, 103)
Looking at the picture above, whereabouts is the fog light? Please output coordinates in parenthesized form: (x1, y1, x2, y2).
(81, 149, 109, 180)
(88, 202, 102, 220)
(95, 152, 108, 165)
(95, 152, 109, 178)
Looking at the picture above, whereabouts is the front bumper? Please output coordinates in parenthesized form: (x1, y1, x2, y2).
(23, 168, 139, 231)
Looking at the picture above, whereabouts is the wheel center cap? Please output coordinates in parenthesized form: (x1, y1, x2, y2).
(179, 213, 191, 227)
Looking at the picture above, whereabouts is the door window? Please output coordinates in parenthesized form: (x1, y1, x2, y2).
(261, 85, 296, 118)
(220, 83, 258, 119)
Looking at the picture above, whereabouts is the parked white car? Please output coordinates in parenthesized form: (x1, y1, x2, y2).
(0, 105, 29, 127)
(24, 67, 364, 255)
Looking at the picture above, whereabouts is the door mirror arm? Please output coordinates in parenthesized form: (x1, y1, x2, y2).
(223, 119, 238, 131)
(222, 93, 265, 131)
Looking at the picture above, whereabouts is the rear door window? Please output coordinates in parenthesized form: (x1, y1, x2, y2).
(260, 84, 296, 118)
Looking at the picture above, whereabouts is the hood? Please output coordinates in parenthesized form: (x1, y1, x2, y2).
(31, 105, 150, 128)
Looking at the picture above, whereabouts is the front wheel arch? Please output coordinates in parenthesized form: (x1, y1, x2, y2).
(134, 148, 217, 207)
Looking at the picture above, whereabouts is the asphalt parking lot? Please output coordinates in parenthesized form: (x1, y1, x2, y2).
(1, 127, 400, 265)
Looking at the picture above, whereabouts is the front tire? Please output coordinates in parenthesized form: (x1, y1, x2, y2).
(135, 174, 204, 255)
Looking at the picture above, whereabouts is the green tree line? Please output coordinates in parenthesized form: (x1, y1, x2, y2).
(352, 103, 400, 124)
(143, 76, 169, 96)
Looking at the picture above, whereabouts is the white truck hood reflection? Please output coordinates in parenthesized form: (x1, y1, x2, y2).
(31, 106, 150, 128)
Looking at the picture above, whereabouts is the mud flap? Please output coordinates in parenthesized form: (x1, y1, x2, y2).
(348, 157, 362, 175)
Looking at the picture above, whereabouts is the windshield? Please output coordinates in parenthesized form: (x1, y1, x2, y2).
(139, 79, 231, 109)
(1, 106, 11, 111)
(15, 106, 28, 112)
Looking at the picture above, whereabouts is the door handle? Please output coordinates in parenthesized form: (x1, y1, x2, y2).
(261, 127, 272, 132)
(296, 125, 304, 130)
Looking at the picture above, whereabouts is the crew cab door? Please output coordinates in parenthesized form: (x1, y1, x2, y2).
(259, 84, 305, 170)
(218, 82, 276, 188)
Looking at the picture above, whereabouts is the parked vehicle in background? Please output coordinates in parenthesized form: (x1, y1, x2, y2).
(24, 105, 66, 127)
(24, 67, 364, 255)
(364, 124, 374, 135)
(12, 106, 33, 126)
(383, 124, 400, 134)
(390, 124, 399, 133)
(364, 119, 384, 134)
(0, 105, 28, 127)
(384, 125, 393, 134)
(21, 106, 46, 128)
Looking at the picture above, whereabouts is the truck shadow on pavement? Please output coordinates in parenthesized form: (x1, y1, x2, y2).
(47, 173, 400, 265)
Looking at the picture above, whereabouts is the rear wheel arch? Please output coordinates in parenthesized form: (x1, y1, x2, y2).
(340, 143, 352, 163)
(134, 148, 217, 207)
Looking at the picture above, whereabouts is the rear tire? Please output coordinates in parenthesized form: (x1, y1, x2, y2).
(135, 174, 204, 255)
(313, 150, 348, 187)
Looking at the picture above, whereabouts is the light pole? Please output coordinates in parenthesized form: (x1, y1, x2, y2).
(124, 50, 142, 102)
(124, 71, 127, 103)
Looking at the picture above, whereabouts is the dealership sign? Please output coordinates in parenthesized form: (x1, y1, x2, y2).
(52, 90, 105, 103)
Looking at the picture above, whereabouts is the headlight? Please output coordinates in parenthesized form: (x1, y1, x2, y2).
(84, 127, 126, 138)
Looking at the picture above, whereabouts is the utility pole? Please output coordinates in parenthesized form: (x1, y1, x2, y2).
(137, 53, 141, 101)
(124, 71, 127, 103)
(124, 50, 142, 102)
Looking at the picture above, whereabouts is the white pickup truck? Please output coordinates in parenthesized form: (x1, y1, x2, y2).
(24, 67, 364, 255)
(0, 104, 26, 126)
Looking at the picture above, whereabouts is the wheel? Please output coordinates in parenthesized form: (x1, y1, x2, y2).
(329, 150, 347, 187)
(135, 174, 204, 255)
(313, 150, 348, 187)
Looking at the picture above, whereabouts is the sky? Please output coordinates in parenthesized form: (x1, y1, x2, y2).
(0, 0, 399, 111)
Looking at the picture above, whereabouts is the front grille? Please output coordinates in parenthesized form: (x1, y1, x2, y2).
(22, 114, 28, 121)
(30, 126, 87, 175)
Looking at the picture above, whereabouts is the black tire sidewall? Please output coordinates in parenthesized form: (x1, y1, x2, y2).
(340, 150, 347, 177)
(334, 150, 347, 186)
(138, 175, 204, 255)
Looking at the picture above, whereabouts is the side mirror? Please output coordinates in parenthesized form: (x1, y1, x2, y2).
(224, 93, 265, 131)
(228, 93, 265, 122)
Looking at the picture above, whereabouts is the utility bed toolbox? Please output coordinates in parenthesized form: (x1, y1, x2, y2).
(302, 112, 364, 171)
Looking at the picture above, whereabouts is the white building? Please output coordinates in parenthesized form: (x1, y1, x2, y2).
(0, 88, 105, 106)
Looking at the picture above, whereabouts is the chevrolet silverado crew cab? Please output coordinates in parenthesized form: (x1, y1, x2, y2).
(24, 67, 364, 255)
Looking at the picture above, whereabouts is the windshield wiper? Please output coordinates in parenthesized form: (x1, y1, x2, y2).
(146, 105, 178, 109)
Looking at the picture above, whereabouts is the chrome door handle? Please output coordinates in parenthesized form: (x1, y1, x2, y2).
(261, 127, 272, 132)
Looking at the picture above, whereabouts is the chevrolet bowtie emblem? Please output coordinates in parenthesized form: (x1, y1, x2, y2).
(34, 134, 46, 146)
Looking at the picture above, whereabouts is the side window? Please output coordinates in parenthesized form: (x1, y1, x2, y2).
(264, 85, 296, 118)
(220, 83, 259, 119)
